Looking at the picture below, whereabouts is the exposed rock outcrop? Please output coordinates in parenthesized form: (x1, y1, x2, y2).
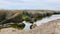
(0, 10, 60, 30)
(19, 19, 59, 34)
(0, 19, 60, 34)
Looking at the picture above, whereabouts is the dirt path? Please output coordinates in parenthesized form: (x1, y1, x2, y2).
(0, 19, 60, 34)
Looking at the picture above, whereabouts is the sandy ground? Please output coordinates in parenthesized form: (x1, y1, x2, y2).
(0, 19, 60, 34)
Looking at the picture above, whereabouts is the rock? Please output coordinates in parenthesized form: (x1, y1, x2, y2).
(10, 23, 25, 30)
(30, 24, 37, 29)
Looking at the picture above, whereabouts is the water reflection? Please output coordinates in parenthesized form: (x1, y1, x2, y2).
(23, 14, 60, 30)
(36, 14, 60, 26)
(23, 21, 31, 30)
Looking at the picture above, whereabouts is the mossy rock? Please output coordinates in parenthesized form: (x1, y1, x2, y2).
(11, 23, 25, 30)
(22, 15, 30, 20)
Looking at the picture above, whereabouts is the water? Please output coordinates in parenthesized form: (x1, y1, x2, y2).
(23, 14, 60, 30)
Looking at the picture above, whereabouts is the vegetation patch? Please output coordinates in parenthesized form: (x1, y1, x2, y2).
(10, 23, 25, 30)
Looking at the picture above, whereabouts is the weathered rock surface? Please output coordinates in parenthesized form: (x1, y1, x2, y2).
(0, 10, 60, 25)
(0, 19, 60, 34)
(0, 10, 60, 34)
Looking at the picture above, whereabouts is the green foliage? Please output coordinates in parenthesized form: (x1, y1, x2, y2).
(22, 15, 30, 20)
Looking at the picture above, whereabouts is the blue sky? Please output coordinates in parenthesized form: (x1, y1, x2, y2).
(0, 0, 60, 10)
